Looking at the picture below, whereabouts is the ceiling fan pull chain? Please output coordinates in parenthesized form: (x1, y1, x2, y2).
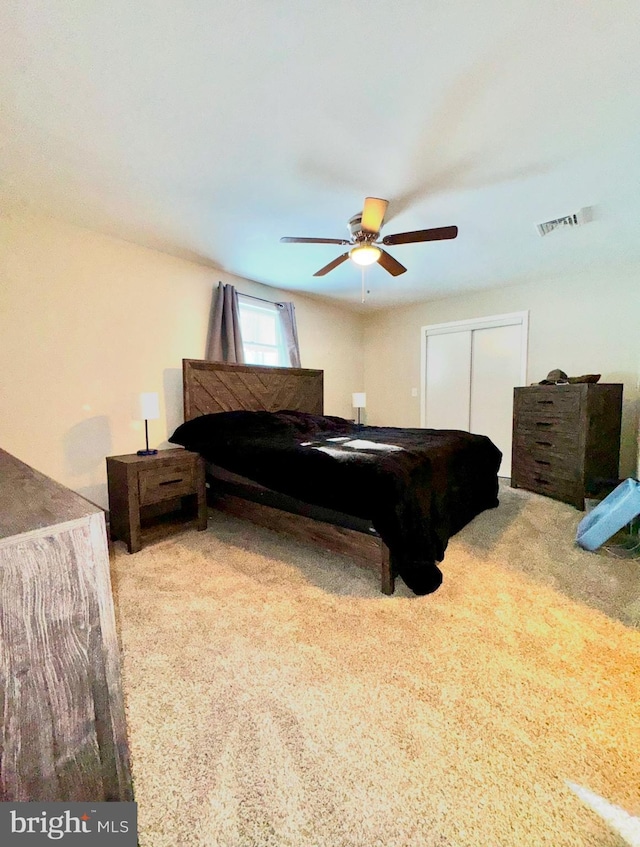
(361, 266, 366, 303)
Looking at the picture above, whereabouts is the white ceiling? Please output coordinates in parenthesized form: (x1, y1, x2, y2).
(2, 1, 639, 310)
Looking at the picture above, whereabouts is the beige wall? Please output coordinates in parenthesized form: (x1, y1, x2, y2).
(0, 210, 364, 508)
(363, 267, 640, 478)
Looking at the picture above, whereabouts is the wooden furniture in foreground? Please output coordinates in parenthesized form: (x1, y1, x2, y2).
(107, 448, 207, 553)
(0, 448, 133, 802)
(511, 383, 623, 509)
(182, 359, 396, 594)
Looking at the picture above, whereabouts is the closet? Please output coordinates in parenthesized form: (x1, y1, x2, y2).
(421, 312, 528, 476)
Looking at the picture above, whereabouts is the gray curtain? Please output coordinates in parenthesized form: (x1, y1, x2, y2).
(277, 301, 301, 367)
(206, 282, 245, 363)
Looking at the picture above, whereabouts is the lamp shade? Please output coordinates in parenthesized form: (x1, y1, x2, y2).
(350, 245, 381, 267)
(136, 392, 160, 421)
(352, 392, 366, 409)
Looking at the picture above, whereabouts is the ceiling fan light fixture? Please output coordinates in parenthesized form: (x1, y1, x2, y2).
(350, 244, 381, 267)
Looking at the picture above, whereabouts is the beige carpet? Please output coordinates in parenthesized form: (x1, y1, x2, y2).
(110, 484, 640, 847)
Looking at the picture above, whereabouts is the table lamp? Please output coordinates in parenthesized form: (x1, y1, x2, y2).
(352, 392, 366, 426)
(136, 392, 160, 455)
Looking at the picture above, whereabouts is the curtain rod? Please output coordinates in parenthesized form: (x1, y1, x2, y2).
(236, 290, 285, 307)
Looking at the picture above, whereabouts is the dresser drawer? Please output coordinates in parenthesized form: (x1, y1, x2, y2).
(515, 410, 580, 444)
(512, 447, 579, 483)
(513, 469, 581, 506)
(515, 388, 580, 418)
(138, 461, 196, 505)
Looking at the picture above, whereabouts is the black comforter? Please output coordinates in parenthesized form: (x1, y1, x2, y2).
(170, 410, 501, 595)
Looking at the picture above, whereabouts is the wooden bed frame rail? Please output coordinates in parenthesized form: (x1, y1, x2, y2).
(209, 493, 394, 595)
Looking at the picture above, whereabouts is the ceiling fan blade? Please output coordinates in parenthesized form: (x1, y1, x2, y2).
(377, 249, 407, 276)
(382, 225, 458, 246)
(281, 236, 350, 245)
(361, 197, 389, 233)
(313, 253, 350, 277)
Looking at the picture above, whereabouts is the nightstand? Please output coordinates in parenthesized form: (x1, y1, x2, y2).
(106, 448, 207, 552)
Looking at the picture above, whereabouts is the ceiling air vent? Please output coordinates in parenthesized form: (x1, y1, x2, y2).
(536, 206, 593, 236)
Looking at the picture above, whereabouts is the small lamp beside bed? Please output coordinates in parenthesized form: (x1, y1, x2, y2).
(352, 392, 366, 426)
(136, 392, 160, 455)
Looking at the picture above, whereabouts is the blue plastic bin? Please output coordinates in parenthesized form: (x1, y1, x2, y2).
(576, 478, 640, 551)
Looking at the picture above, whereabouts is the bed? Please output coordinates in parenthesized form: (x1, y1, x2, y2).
(171, 359, 501, 595)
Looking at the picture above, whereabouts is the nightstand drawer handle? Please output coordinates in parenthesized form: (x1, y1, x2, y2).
(160, 478, 184, 486)
(535, 421, 553, 428)
(537, 399, 554, 405)
(534, 476, 550, 485)
(535, 440, 552, 446)
(534, 459, 551, 466)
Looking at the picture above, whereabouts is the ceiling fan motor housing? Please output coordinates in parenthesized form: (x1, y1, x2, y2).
(348, 213, 377, 241)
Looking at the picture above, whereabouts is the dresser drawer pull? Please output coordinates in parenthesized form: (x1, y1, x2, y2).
(159, 478, 184, 486)
(535, 421, 553, 428)
(534, 476, 551, 485)
(534, 459, 551, 466)
(537, 400, 554, 405)
(535, 440, 552, 447)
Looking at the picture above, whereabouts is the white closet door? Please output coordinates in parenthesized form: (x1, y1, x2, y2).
(424, 330, 472, 431)
(423, 312, 528, 479)
(469, 324, 523, 477)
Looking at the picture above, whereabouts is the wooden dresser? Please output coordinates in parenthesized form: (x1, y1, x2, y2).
(0, 448, 133, 802)
(511, 383, 622, 509)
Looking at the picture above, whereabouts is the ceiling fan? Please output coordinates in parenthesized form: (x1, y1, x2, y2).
(280, 197, 458, 277)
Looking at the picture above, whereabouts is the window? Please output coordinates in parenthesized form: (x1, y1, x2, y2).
(237, 295, 290, 366)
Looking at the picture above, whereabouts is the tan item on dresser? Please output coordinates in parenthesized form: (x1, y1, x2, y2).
(511, 383, 623, 509)
(0, 448, 133, 801)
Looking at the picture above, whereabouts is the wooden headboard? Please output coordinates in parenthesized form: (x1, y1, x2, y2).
(182, 359, 324, 421)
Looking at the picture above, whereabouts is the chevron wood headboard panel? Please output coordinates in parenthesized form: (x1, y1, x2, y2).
(182, 360, 324, 420)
